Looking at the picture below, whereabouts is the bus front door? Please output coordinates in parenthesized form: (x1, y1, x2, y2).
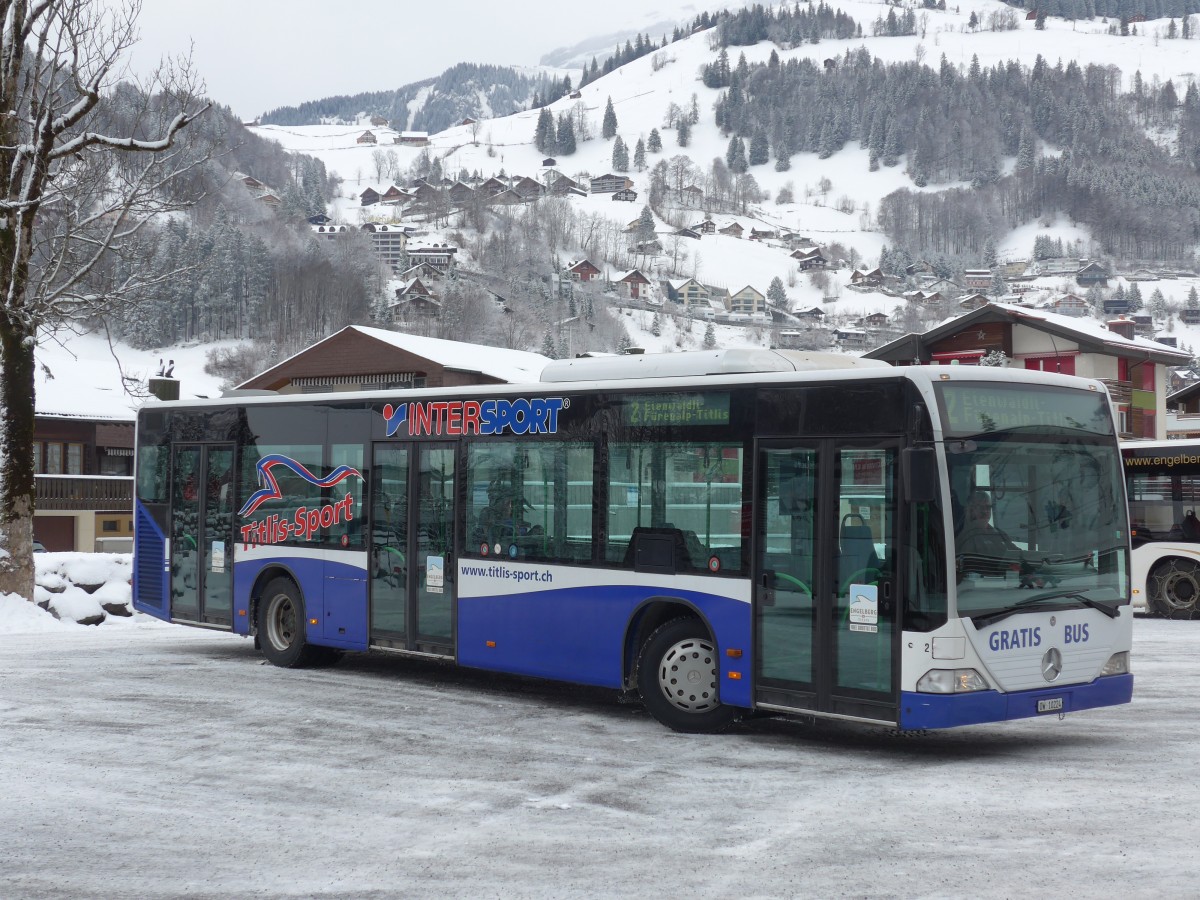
(754, 441, 898, 724)
(370, 442, 456, 654)
(169, 443, 235, 626)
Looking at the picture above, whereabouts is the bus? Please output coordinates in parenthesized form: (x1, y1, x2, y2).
(132, 349, 1133, 733)
(1121, 439, 1200, 619)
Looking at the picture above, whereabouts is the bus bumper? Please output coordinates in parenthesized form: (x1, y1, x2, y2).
(898, 674, 1134, 730)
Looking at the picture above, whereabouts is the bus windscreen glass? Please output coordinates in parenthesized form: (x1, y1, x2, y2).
(936, 384, 1127, 620)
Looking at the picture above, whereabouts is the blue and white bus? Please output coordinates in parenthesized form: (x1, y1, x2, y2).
(133, 349, 1133, 732)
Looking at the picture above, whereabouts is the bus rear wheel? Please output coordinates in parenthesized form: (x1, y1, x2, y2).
(637, 618, 740, 733)
(258, 577, 331, 667)
(1150, 559, 1200, 620)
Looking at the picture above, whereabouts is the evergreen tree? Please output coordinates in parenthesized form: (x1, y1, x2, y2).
(990, 273, 1007, 297)
(1150, 288, 1167, 317)
(535, 107, 555, 154)
(767, 276, 788, 307)
(749, 129, 770, 166)
(541, 330, 557, 358)
(556, 114, 577, 155)
(633, 137, 647, 171)
(651, 312, 662, 336)
(727, 136, 748, 174)
(676, 118, 691, 147)
(647, 128, 662, 153)
(612, 135, 629, 171)
(982, 238, 998, 267)
(704, 321, 717, 349)
(1188, 286, 1199, 309)
(602, 96, 618, 139)
(637, 204, 656, 241)
(1127, 281, 1144, 312)
(1015, 128, 1036, 172)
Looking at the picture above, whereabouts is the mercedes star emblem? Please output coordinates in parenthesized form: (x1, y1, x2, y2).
(1042, 647, 1063, 682)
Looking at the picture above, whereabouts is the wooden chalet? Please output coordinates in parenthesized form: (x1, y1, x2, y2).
(480, 176, 508, 196)
(850, 268, 883, 286)
(395, 132, 430, 146)
(791, 247, 827, 269)
(488, 189, 526, 206)
(681, 185, 705, 207)
(380, 185, 410, 204)
(565, 259, 602, 282)
(357, 130, 378, 145)
(615, 269, 651, 300)
(1076, 262, 1109, 287)
(237, 326, 550, 395)
(673, 227, 702, 240)
(370, 115, 389, 127)
(548, 175, 586, 196)
(865, 303, 1191, 440)
(691, 219, 717, 235)
(359, 187, 381, 206)
(512, 176, 544, 200)
(749, 228, 777, 242)
(718, 222, 744, 238)
(612, 188, 638, 202)
(448, 181, 476, 204)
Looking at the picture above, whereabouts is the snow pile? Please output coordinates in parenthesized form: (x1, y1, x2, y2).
(29, 552, 135, 626)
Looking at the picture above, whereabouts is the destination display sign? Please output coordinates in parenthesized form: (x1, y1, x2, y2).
(938, 384, 1113, 437)
(622, 392, 730, 427)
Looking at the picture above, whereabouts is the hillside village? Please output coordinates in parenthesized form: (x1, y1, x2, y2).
(237, 159, 1200, 361)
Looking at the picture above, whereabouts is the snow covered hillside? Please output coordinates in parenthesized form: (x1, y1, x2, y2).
(246, 0, 1200, 354)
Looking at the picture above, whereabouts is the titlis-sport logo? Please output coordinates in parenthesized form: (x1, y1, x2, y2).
(383, 397, 568, 438)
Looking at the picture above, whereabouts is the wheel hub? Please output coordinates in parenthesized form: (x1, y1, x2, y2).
(658, 637, 719, 713)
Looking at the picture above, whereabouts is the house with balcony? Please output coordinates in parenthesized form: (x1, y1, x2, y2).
(33, 414, 135, 552)
(662, 278, 711, 310)
(864, 303, 1191, 439)
(728, 285, 766, 315)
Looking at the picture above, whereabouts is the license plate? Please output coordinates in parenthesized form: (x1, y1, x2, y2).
(1037, 697, 1064, 714)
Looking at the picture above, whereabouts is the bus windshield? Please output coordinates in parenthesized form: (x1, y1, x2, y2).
(936, 383, 1128, 621)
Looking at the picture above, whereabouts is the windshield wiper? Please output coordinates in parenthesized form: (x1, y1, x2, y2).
(970, 590, 1120, 629)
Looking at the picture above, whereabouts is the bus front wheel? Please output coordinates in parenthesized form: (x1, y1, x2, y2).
(258, 577, 329, 667)
(1150, 559, 1200, 620)
(637, 618, 740, 733)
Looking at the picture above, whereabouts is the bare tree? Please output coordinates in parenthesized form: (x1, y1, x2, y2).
(0, 0, 210, 598)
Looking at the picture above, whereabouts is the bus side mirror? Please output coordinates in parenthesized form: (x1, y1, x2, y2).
(903, 448, 937, 503)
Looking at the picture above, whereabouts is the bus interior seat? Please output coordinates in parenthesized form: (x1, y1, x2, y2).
(839, 513, 881, 586)
(624, 526, 695, 574)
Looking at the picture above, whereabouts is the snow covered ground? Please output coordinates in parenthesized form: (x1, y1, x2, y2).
(2, 609, 1198, 897)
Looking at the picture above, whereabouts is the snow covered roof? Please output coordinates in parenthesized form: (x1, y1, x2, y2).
(237, 326, 550, 389)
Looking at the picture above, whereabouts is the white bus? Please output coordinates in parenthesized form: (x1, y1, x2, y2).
(1122, 439, 1200, 618)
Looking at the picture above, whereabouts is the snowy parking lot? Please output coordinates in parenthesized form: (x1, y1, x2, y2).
(3, 615, 1199, 898)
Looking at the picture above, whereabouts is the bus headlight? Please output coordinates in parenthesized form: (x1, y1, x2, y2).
(1099, 652, 1130, 676)
(916, 668, 991, 693)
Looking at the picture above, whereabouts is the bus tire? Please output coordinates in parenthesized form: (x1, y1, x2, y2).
(637, 617, 740, 734)
(1150, 560, 1200, 620)
(258, 577, 327, 668)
